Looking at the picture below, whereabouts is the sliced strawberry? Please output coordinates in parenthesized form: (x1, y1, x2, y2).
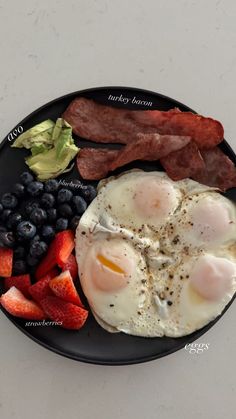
(49, 270, 83, 306)
(29, 277, 53, 303)
(0, 286, 46, 320)
(35, 230, 75, 280)
(0, 247, 13, 277)
(35, 240, 57, 280)
(40, 296, 88, 330)
(55, 230, 75, 267)
(61, 254, 78, 281)
(4, 274, 31, 298)
(36, 267, 59, 283)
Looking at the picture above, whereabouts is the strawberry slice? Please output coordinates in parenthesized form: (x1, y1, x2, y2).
(55, 230, 75, 267)
(0, 248, 13, 277)
(35, 230, 75, 280)
(35, 240, 57, 281)
(49, 270, 83, 306)
(4, 274, 31, 298)
(61, 254, 78, 281)
(35, 267, 59, 283)
(40, 296, 88, 330)
(29, 276, 53, 303)
(0, 286, 46, 320)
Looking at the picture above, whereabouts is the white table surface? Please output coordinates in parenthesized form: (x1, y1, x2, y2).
(0, 1, 235, 418)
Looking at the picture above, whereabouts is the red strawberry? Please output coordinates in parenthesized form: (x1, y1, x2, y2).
(0, 286, 46, 320)
(0, 248, 13, 277)
(4, 274, 31, 298)
(29, 277, 53, 303)
(49, 270, 83, 306)
(35, 267, 59, 283)
(35, 240, 57, 281)
(55, 230, 75, 267)
(35, 230, 75, 280)
(40, 296, 88, 330)
(61, 254, 78, 281)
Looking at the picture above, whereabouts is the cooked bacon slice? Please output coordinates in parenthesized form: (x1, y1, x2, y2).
(63, 97, 224, 149)
(160, 142, 205, 181)
(193, 148, 236, 191)
(110, 133, 191, 171)
(77, 148, 120, 180)
(77, 134, 190, 180)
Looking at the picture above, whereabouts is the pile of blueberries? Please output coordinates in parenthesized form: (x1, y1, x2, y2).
(0, 172, 96, 275)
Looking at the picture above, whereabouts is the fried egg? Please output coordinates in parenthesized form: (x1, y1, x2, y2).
(76, 169, 236, 337)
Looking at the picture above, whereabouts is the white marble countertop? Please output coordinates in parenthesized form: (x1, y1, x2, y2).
(0, 1, 235, 418)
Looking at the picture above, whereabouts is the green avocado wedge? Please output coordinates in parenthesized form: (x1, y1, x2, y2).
(12, 118, 80, 181)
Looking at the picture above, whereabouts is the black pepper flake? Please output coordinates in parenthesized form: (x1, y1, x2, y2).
(172, 235, 180, 245)
(165, 287, 169, 291)
(170, 291, 173, 296)
(137, 311, 141, 315)
(180, 275, 183, 280)
(186, 275, 189, 279)
(169, 274, 174, 279)
(108, 205, 112, 209)
(81, 231, 86, 235)
(109, 304, 114, 307)
(141, 279, 146, 284)
(167, 301, 173, 306)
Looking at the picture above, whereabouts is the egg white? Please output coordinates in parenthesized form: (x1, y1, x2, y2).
(76, 169, 236, 337)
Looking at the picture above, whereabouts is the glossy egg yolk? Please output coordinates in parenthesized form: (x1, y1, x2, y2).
(133, 178, 179, 222)
(190, 255, 236, 301)
(89, 240, 136, 292)
(190, 197, 233, 242)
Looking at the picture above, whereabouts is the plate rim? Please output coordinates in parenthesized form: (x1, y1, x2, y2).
(0, 85, 235, 365)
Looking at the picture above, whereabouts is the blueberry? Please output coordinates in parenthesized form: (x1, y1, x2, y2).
(12, 183, 25, 198)
(0, 231, 16, 248)
(24, 200, 40, 216)
(27, 181, 44, 197)
(20, 172, 34, 186)
(26, 254, 39, 267)
(47, 208, 57, 222)
(7, 213, 22, 229)
(30, 241, 48, 258)
(0, 203, 3, 214)
(55, 218, 68, 231)
(81, 185, 97, 203)
(29, 208, 47, 226)
(70, 215, 81, 230)
(1, 193, 18, 209)
(0, 226, 7, 233)
(57, 188, 73, 203)
(41, 225, 55, 241)
(1, 209, 12, 222)
(45, 179, 59, 193)
(14, 246, 25, 260)
(13, 260, 27, 275)
(72, 196, 87, 215)
(17, 221, 36, 240)
(41, 193, 55, 209)
(30, 234, 41, 245)
(58, 203, 73, 218)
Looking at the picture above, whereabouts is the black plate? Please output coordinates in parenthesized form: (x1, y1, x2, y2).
(0, 86, 235, 365)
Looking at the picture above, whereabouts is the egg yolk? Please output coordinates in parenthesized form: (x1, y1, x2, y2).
(88, 240, 136, 293)
(190, 255, 235, 301)
(190, 197, 233, 242)
(97, 254, 125, 274)
(133, 178, 179, 221)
